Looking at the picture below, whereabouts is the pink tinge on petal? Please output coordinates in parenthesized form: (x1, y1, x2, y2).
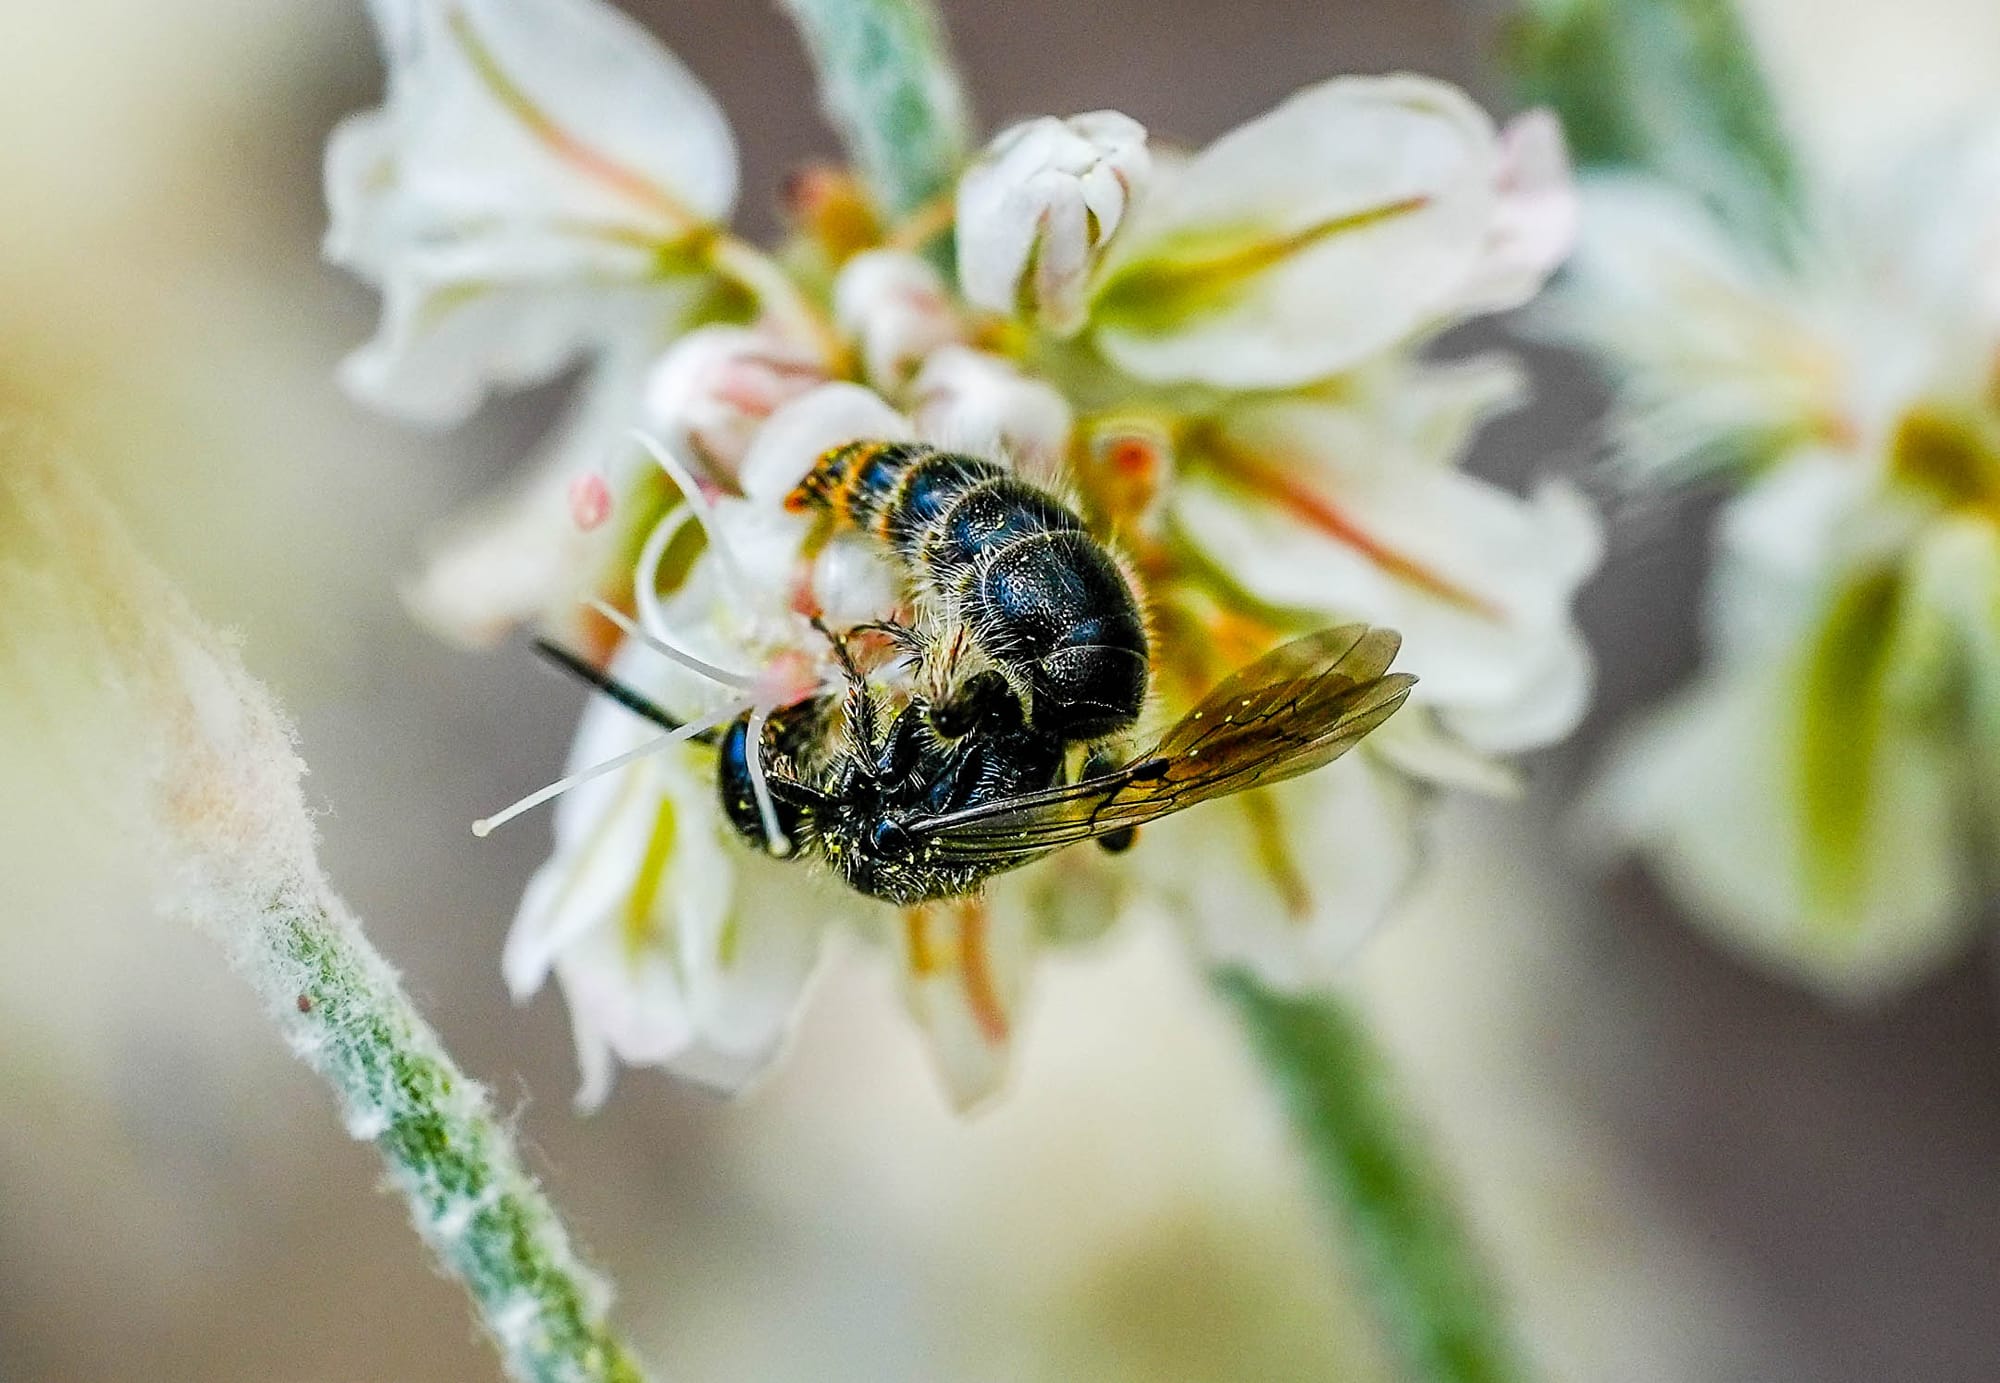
(567, 471, 614, 530)
(1459, 108, 1580, 313)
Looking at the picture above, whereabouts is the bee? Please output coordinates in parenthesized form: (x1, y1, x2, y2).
(789, 441, 1151, 743)
(542, 622, 1414, 906)
(522, 441, 1416, 905)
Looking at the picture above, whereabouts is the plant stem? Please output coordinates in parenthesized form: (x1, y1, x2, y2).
(0, 435, 655, 1383)
(1216, 970, 1528, 1383)
(776, 0, 972, 220)
(236, 879, 652, 1383)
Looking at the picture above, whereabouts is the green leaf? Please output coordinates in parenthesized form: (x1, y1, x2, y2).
(1217, 971, 1528, 1383)
(1503, 0, 1803, 257)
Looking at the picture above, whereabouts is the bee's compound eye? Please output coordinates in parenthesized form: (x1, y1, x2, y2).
(869, 818, 914, 857)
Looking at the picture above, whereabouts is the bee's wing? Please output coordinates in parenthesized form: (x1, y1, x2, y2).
(908, 624, 1416, 862)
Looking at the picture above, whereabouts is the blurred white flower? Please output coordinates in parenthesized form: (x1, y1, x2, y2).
(326, 0, 739, 424)
(832, 249, 965, 391)
(907, 345, 1074, 475)
(1560, 126, 2000, 995)
(1086, 77, 1575, 389)
(956, 110, 1150, 335)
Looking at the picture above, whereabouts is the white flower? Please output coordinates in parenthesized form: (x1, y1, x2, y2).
(956, 111, 1151, 335)
(1173, 366, 1602, 754)
(1137, 756, 1425, 989)
(832, 250, 965, 391)
(326, 0, 738, 423)
(640, 324, 829, 475)
(908, 346, 1074, 475)
(501, 646, 837, 1108)
(1559, 125, 2000, 995)
(334, 5, 1599, 1110)
(1086, 76, 1576, 389)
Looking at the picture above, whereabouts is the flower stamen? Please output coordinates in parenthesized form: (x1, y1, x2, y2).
(588, 596, 756, 690)
(631, 430, 751, 599)
(472, 700, 748, 837)
(743, 703, 793, 857)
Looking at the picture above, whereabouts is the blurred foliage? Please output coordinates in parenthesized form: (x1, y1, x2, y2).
(1504, 0, 1802, 258)
(1218, 971, 1526, 1383)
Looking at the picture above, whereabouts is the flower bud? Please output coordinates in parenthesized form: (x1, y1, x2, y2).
(736, 382, 915, 505)
(956, 111, 1150, 336)
(641, 325, 827, 474)
(832, 250, 964, 390)
(909, 346, 1074, 475)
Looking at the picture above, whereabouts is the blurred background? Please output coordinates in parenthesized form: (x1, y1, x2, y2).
(5, 0, 2000, 1378)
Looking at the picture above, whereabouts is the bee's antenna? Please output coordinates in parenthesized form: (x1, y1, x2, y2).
(473, 698, 750, 837)
(811, 614, 881, 756)
(533, 638, 719, 737)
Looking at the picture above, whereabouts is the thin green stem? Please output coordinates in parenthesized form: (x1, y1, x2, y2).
(776, 0, 972, 222)
(1216, 970, 1528, 1383)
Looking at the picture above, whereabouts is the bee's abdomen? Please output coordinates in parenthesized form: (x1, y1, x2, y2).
(790, 441, 992, 548)
(793, 442, 1149, 740)
(977, 529, 1148, 739)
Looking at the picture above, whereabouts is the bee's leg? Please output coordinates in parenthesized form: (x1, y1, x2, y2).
(1081, 748, 1139, 854)
(845, 618, 926, 658)
(810, 615, 884, 759)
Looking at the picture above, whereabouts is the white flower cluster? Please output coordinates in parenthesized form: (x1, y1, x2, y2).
(1561, 128, 2000, 996)
(327, 0, 1597, 1108)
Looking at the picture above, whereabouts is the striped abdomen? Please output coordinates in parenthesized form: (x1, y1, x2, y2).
(790, 442, 1149, 740)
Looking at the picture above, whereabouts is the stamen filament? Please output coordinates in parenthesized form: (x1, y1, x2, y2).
(630, 430, 751, 600)
(744, 704, 793, 857)
(586, 597, 756, 689)
(473, 701, 749, 837)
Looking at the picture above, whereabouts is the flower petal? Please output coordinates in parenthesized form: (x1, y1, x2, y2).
(1453, 108, 1580, 315)
(832, 250, 965, 391)
(1585, 631, 1972, 1000)
(1178, 405, 1601, 753)
(891, 896, 1036, 1112)
(736, 383, 914, 504)
(329, 0, 738, 422)
(908, 345, 1074, 477)
(402, 344, 658, 647)
(1089, 75, 1504, 388)
(1138, 760, 1423, 989)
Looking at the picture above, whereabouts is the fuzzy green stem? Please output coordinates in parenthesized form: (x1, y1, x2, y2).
(776, 0, 972, 220)
(241, 876, 649, 1383)
(1217, 970, 1528, 1383)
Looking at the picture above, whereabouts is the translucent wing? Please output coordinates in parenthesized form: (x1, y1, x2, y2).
(908, 624, 1415, 862)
